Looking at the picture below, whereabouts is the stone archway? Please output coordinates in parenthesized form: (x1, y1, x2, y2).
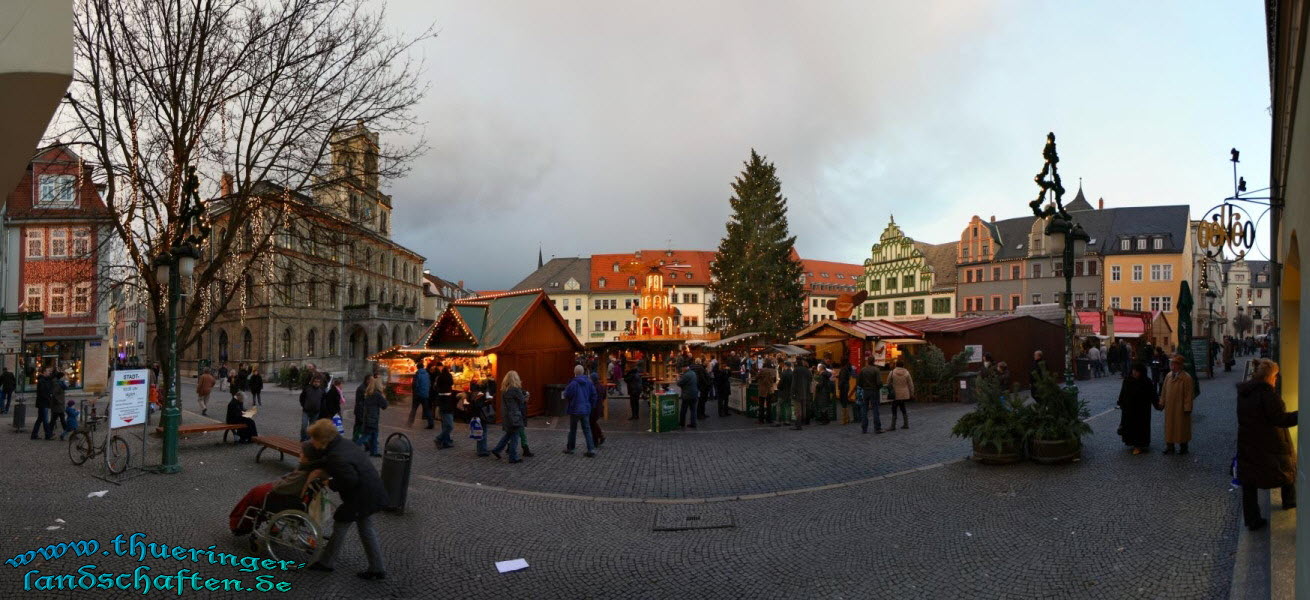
(349, 326, 367, 359)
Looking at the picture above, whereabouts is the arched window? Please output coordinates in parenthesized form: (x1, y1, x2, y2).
(393, 324, 402, 346)
(218, 330, 228, 361)
(242, 328, 253, 360)
(283, 271, 294, 304)
(348, 284, 356, 305)
(281, 328, 292, 357)
(244, 275, 255, 306)
(365, 286, 372, 303)
(307, 329, 317, 356)
(327, 328, 338, 356)
(392, 257, 398, 277)
(329, 282, 337, 308)
(376, 326, 388, 353)
(379, 288, 387, 305)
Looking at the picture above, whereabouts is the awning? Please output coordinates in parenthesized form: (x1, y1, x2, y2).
(770, 344, 811, 356)
(789, 336, 848, 346)
(702, 331, 764, 349)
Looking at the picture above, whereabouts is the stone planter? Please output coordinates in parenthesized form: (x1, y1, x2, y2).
(1029, 437, 1081, 464)
(971, 439, 1021, 465)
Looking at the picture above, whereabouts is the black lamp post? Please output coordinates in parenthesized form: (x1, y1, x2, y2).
(1029, 133, 1089, 389)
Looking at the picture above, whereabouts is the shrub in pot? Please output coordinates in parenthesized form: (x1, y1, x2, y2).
(1022, 371, 1092, 463)
(951, 373, 1026, 464)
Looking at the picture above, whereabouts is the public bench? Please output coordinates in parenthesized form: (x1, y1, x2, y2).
(154, 423, 247, 443)
(252, 435, 303, 464)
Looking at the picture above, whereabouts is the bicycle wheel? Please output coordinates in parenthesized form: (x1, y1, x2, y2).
(105, 435, 131, 474)
(263, 510, 325, 566)
(68, 431, 91, 466)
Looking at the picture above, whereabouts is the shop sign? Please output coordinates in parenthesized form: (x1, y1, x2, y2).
(109, 368, 150, 429)
(0, 323, 20, 354)
(964, 345, 983, 363)
(23, 318, 44, 335)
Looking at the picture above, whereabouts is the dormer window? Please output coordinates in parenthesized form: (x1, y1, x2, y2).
(665, 250, 673, 257)
(1152, 238, 1163, 250)
(598, 277, 607, 288)
(612, 263, 620, 273)
(1136, 237, 1147, 250)
(1120, 239, 1130, 251)
(38, 174, 76, 206)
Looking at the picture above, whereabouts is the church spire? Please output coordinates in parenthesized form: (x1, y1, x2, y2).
(538, 244, 543, 270)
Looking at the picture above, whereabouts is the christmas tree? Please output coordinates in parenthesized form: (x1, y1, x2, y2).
(708, 150, 806, 339)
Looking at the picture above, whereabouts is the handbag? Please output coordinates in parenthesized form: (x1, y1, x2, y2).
(480, 399, 496, 423)
(469, 417, 484, 440)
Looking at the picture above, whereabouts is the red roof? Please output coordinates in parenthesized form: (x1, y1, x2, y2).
(901, 315, 1025, 333)
(6, 145, 112, 219)
(1110, 309, 1162, 335)
(1076, 311, 1104, 335)
(800, 259, 864, 294)
(847, 320, 923, 339)
(590, 250, 717, 290)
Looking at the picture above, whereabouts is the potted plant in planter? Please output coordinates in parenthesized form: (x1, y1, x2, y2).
(1022, 372, 1092, 464)
(951, 374, 1027, 464)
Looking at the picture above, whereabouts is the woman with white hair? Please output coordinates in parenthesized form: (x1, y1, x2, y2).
(490, 371, 527, 463)
(304, 419, 389, 579)
(1237, 359, 1298, 531)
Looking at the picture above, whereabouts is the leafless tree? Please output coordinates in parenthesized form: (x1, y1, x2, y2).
(55, 0, 434, 383)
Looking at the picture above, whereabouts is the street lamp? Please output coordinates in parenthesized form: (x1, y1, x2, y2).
(1028, 133, 1088, 389)
(155, 167, 210, 474)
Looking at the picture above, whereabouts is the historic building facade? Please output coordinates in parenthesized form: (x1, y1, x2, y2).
(859, 217, 956, 322)
(801, 258, 864, 324)
(184, 125, 425, 380)
(421, 272, 476, 325)
(1101, 205, 1192, 346)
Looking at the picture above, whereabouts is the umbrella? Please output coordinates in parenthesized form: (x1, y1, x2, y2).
(1177, 280, 1200, 395)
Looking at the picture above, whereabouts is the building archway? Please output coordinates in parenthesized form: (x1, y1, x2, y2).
(393, 324, 402, 348)
(376, 325, 389, 353)
(217, 330, 228, 362)
(349, 326, 367, 359)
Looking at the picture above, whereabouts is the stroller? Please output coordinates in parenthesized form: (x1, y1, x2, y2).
(230, 471, 338, 564)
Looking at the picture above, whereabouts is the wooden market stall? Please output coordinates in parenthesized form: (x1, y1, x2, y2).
(371, 290, 584, 417)
(789, 319, 925, 368)
(1107, 309, 1174, 352)
(901, 315, 1064, 388)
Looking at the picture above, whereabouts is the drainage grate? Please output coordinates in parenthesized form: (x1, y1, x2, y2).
(652, 506, 736, 531)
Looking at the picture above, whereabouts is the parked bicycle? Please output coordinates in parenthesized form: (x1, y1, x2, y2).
(68, 412, 130, 475)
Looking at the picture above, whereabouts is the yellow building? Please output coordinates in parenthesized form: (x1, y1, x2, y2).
(1100, 206, 1192, 348)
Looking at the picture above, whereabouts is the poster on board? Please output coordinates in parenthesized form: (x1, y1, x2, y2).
(110, 369, 150, 429)
(964, 345, 984, 363)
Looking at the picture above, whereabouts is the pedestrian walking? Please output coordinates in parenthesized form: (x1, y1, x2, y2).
(563, 365, 597, 456)
(624, 365, 643, 420)
(217, 363, 229, 392)
(1116, 364, 1156, 454)
(434, 364, 456, 449)
(1160, 354, 1195, 455)
(677, 363, 699, 429)
(226, 391, 258, 443)
(358, 377, 387, 457)
(692, 359, 711, 419)
(299, 373, 325, 442)
(303, 419, 388, 580)
(30, 366, 56, 440)
(0, 367, 16, 414)
(353, 375, 371, 443)
(1151, 348, 1169, 395)
(49, 372, 68, 435)
(756, 360, 778, 424)
(1087, 345, 1102, 378)
(196, 368, 215, 416)
(887, 360, 912, 430)
(837, 360, 853, 423)
(790, 358, 812, 430)
(1237, 359, 1297, 531)
(714, 361, 732, 418)
(408, 360, 433, 429)
(248, 371, 263, 406)
(775, 361, 793, 428)
(857, 357, 883, 434)
(588, 372, 606, 448)
(234, 363, 250, 393)
(490, 371, 527, 463)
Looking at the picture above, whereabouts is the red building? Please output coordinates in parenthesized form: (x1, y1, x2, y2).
(3, 145, 114, 393)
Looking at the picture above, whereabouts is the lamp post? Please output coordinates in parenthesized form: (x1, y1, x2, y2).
(1028, 133, 1088, 389)
(155, 167, 208, 474)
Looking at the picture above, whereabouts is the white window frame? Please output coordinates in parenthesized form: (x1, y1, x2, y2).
(1110, 296, 1120, 309)
(73, 282, 91, 315)
(25, 284, 43, 312)
(1110, 265, 1121, 281)
(1032, 293, 1041, 304)
(49, 229, 68, 258)
(72, 228, 91, 257)
(38, 174, 76, 205)
(1136, 238, 1147, 250)
(1087, 293, 1098, 308)
(1150, 296, 1161, 312)
(1132, 265, 1143, 282)
(1120, 239, 1130, 251)
(1161, 264, 1172, 281)
(1150, 264, 1162, 281)
(1132, 297, 1143, 311)
(48, 283, 67, 316)
(1162, 297, 1172, 312)
(26, 229, 43, 258)
(1152, 238, 1164, 250)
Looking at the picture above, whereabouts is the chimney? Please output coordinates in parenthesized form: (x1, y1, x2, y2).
(220, 172, 234, 196)
(989, 215, 995, 223)
(1098, 197, 1104, 210)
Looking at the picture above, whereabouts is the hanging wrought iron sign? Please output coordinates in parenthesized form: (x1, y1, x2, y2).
(1198, 148, 1271, 264)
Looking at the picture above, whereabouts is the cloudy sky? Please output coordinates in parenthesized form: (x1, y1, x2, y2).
(382, 1, 1272, 290)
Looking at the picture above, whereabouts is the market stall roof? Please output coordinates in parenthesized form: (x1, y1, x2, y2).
(1110, 309, 1170, 338)
(371, 289, 583, 359)
(901, 315, 1034, 333)
(770, 344, 812, 356)
(1076, 311, 1105, 335)
(790, 319, 923, 345)
(702, 331, 764, 349)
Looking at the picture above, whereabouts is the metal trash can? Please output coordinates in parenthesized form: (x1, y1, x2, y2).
(11, 397, 25, 431)
(380, 433, 413, 514)
(544, 384, 568, 417)
(650, 392, 680, 432)
(1075, 357, 1092, 381)
(956, 372, 979, 403)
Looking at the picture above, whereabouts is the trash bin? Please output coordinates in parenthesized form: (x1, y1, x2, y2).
(380, 433, 413, 514)
(544, 384, 568, 417)
(11, 396, 25, 431)
(1075, 357, 1092, 381)
(956, 372, 979, 403)
(649, 392, 679, 432)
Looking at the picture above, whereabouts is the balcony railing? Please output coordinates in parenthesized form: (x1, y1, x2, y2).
(343, 302, 417, 322)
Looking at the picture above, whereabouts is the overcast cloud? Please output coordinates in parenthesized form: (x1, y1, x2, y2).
(380, 1, 1272, 290)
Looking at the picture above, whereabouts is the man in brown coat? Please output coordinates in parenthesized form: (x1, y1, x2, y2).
(196, 368, 216, 416)
(1160, 354, 1195, 455)
(755, 361, 778, 425)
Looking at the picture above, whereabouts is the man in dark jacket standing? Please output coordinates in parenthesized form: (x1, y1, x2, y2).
(715, 362, 732, 418)
(624, 365, 643, 420)
(304, 419, 389, 579)
(0, 366, 16, 414)
(677, 363, 699, 429)
(299, 373, 324, 442)
(1237, 359, 1298, 531)
(434, 364, 456, 449)
(30, 366, 56, 440)
(563, 365, 597, 456)
(776, 362, 794, 427)
(692, 359, 711, 419)
(857, 356, 885, 434)
(790, 358, 812, 430)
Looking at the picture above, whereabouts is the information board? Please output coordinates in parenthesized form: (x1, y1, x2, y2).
(1190, 338, 1213, 378)
(964, 345, 984, 363)
(109, 369, 150, 429)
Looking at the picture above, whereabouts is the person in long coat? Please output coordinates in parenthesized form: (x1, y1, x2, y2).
(304, 419, 389, 579)
(1116, 363, 1156, 454)
(225, 392, 258, 443)
(1237, 359, 1298, 531)
(813, 366, 834, 424)
(776, 361, 793, 428)
(755, 361, 778, 424)
(490, 371, 527, 463)
(358, 377, 387, 456)
(790, 358, 812, 430)
(1160, 354, 1196, 455)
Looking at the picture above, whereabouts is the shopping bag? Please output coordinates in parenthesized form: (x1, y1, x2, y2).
(331, 414, 344, 434)
(1231, 456, 1241, 487)
(469, 417, 484, 440)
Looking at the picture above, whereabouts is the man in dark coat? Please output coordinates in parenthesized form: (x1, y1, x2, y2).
(0, 366, 16, 414)
(857, 356, 884, 434)
(692, 359, 711, 419)
(1237, 360, 1298, 531)
(319, 378, 344, 422)
(776, 361, 793, 428)
(624, 365, 644, 420)
(790, 358, 812, 430)
(408, 361, 433, 429)
(433, 365, 456, 449)
(299, 373, 324, 441)
(714, 362, 732, 418)
(563, 365, 597, 455)
(677, 364, 699, 429)
(1116, 364, 1156, 453)
(30, 366, 56, 440)
(304, 419, 389, 579)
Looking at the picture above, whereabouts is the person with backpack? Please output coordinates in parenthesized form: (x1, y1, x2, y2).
(300, 373, 325, 442)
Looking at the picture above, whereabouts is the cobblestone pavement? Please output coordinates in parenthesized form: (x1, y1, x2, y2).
(0, 369, 1243, 598)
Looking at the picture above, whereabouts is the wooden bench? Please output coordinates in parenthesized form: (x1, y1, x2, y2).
(154, 423, 247, 443)
(252, 435, 303, 463)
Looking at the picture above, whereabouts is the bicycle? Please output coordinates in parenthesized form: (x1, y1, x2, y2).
(239, 478, 338, 564)
(67, 414, 131, 475)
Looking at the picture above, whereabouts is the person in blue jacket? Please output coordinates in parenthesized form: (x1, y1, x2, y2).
(408, 360, 433, 429)
(562, 365, 597, 457)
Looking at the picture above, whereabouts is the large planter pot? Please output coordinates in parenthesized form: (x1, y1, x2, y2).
(971, 439, 1021, 465)
(1029, 437, 1081, 464)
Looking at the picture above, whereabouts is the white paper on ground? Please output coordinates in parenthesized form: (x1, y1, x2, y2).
(46, 526, 61, 530)
(55, 518, 65, 523)
(496, 559, 529, 573)
(87, 490, 109, 498)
